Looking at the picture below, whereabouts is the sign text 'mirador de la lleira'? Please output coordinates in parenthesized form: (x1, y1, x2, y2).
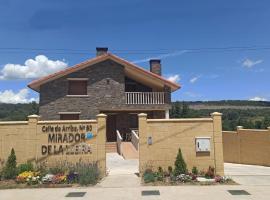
(41, 124, 93, 156)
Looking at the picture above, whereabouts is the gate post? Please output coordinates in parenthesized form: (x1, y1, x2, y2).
(211, 112, 224, 176)
(138, 113, 147, 174)
(96, 113, 107, 177)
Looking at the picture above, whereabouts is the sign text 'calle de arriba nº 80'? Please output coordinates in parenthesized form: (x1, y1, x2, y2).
(41, 124, 94, 156)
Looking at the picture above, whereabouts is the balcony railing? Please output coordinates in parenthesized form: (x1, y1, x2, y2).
(125, 92, 165, 104)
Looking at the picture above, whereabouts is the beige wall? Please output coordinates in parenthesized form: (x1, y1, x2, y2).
(0, 114, 107, 176)
(223, 128, 270, 166)
(138, 112, 224, 176)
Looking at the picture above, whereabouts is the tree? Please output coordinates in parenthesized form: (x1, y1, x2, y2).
(174, 148, 187, 175)
(181, 102, 189, 118)
(3, 148, 17, 179)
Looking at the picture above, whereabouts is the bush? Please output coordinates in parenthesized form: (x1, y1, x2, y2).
(76, 163, 100, 185)
(168, 166, 173, 174)
(205, 166, 215, 179)
(173, 148, 187, 176)
(48, 166, 66, 175)
(192, 166, 198, 175)
(143, 172, 155, 183)
(2, 148, 17, 179)
(17, 162, 34, 174)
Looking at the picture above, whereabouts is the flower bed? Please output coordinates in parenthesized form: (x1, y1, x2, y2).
(0, 149, 101, 189)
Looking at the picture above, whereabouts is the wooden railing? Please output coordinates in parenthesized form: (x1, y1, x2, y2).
(125, 92, 165, 104)
(116, 130, 123, 155)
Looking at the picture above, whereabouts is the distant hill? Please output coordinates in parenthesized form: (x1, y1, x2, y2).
(0, 102, 38, 121)
(186, 100, 270, 110)
(171, 100, 270, 131)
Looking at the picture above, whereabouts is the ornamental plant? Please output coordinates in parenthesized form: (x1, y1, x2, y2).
(173, 148, 187, 176)
(3, 148, 17, 179)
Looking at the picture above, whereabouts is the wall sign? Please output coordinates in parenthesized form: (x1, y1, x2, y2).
(41, 125, 93, 156)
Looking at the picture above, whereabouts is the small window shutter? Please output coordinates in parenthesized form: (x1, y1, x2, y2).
(68, 81, 87, 95)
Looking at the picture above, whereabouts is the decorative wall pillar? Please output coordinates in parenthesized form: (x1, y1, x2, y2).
(138, 113, 147, 174)
(211, 112, 224, 176)
(96, 113, 107, 177)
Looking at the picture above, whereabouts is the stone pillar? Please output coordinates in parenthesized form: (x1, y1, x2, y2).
(211, 112, 224, 176)
(138, 113, 147, 174)
(165, 109, 170, 119)
(96, 113, 107, 177)
(27, 115, 40, 163)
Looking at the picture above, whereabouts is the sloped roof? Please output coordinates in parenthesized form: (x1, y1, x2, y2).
(28, 53, 181, 92)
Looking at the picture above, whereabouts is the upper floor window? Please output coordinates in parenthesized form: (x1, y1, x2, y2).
(68, 80, 87, 95)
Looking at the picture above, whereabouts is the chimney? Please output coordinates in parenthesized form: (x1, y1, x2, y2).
(149, 59, 161, 76)
(96, 47, 108, 56)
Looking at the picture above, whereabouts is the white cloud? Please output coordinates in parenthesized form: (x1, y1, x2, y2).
(0, 55, 68, 80)
(0, 89, 38, 104)
(132, 50, 189, 64)
(242, 58, 263, 68)
(166, 74, 181, 83)
(249, 96, 267, 101)
(190, 75, 201, 83)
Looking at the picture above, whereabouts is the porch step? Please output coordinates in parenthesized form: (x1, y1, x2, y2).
(106, 142, 117, 153)
(121, 142, 139, 159)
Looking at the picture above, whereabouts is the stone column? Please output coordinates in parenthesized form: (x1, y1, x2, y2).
(211, 112, 224, 176)
(96, 113, 107, 177)
(27, 115, 40, 163)
(138, 113, 147, 174)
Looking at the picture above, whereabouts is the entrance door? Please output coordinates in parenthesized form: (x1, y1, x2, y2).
(106, 114, 117, 142)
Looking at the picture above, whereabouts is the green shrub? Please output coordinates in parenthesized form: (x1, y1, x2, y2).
(156, 167, 164, 181)
(173, 148, 187, 176)
(192, 166, 198, 175)
(143, 172, 155, 183)
(3, 148, 17, 179)
(76, 163, 100, 185)
(168, 166, 173, 174)
(205, 166, 215, 179)
(48, 166, 66, 175)
(17, 162, 34, 173)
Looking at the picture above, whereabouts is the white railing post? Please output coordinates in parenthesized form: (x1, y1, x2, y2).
(124, 92, 165, 105)
(131, 130, 139, 151)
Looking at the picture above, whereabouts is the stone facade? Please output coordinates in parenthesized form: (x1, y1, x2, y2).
(39, 59, 171, 120)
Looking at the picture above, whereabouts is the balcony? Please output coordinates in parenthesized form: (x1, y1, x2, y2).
(125, 92, 165, 104)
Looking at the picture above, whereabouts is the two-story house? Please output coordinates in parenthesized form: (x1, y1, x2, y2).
(28, 48, 180, 142)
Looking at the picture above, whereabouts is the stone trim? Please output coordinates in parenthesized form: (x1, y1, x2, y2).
(58, 112, 81, 114)
(147, 118, 213, 122)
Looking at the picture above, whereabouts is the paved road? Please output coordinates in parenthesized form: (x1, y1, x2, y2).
(1, 159, 270, 199)
(225, 163, 270, 186)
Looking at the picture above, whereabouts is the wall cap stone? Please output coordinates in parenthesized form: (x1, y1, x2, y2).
(138, 113, 147, 117)
(28, 114, 40, 119)
(96, 113, 107, 118)
(237, 126, 243, 130)
(211, 112, 223, 116)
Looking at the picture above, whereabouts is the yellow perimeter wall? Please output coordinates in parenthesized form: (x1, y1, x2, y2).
(223, 128, 270, 166)
(138, 112, 224, 176)
(0, 114, 106, 176)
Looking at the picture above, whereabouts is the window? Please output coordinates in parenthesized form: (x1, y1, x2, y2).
(68, 80, 87, 95)
(60, 114, 80, 120)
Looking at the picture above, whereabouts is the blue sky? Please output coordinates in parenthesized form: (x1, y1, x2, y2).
(0, 0, 269, 103)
